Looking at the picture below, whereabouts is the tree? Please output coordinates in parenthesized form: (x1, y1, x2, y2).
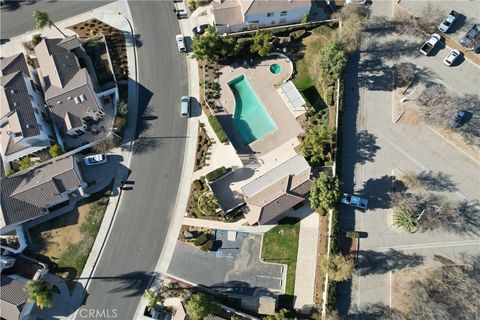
(143, 289, 164, 312)
(192, 26, 236, 62)
(18, 156, 33, 171)
(93, 136, 120, 154)
(32, 11, 67, 37)
(48, 143, 64, 157)
(392, 210, 417, 233)
(250, 30, 272, 57)
(319, 41, 347, 84)
(320, 254, 354, 282)
(25, 280, 53, 309)
(186, 293, 220, 320)
(337, 4, 370, 52)
(416, 4, 444, 34)
(264, 308, 288, 320)
(310, 173, 342, 212)
(301, 124, 332, 166)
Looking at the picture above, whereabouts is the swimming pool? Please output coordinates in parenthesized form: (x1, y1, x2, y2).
(228, 75, 277, 144)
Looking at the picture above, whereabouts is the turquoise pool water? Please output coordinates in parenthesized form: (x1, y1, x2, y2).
(270, 63, 282, 74)
(228, 75, 277, 144)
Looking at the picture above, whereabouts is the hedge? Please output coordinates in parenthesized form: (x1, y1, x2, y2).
(200, 240, 213, 252)
(194, 233, 209, 246)
(208, 115, 228, 143)
(346, 231, 360, 239)
(193, 179, 203, 191)
(205, 166, 230, 182)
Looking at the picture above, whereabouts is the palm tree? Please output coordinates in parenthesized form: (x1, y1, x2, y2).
(32, 11, 67, 37)
(393, 210, 417, 233)
(25, 280, 53, 309)
(143, 289, 164, 312)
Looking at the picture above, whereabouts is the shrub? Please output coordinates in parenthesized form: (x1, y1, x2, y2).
(207, 115, 228, 143)
(194, 233, 209, 246)
(18, 157, 33, 171)
(114, 116, 127, 136)
(31, 34, 42, 46)
(6, 169, 15, 176)
(205, 166, 229, 182)
(301, 13, 308, 24)
(200, 240, 213, 251)
(346, 231, 360, 239)
(293, 29, 306, 39)
(325, 87, 334, 106)
(48, 144, 64, 157)
(226, 208, 243, 221)
(193, 179, 203, 191)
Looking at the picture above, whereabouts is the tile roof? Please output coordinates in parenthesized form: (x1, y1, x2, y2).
(0, 71, 43, 157)
(0, 53, 29, 77)
(57, 36, 82, 51)
(0, 274, 28, 317)
(0, 156, 83, 227)
(212, 0, 245, 26)
(242, 155, 311, 224)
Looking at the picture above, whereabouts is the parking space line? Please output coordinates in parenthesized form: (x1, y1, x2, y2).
(256, 274, 283, 280)
(369, 239, 480, 252)
(389, 271, 392, 308)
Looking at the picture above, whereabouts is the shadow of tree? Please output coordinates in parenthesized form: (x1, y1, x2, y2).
(101, 271, 157, 298)
(360, 175, 392, 209)
(356, 130, 381, 164)
(357, 249, 424, 276)
(350, 302, 405, 320)
(416, 170, 457, 192)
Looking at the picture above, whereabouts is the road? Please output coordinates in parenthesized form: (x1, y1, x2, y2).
(78, 1, 188, 319)
(0, 0, 112, 39)
(338, 1, 480, 317)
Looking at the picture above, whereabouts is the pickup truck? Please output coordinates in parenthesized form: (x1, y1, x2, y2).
(419, 33, 441, 55)
(459, 24, 480, 51)
(341, 193, 368, 210)
(438, 10, 459, 33)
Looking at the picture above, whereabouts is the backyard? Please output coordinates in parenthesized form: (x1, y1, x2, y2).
(261, 218, 301, 298)
(28, 188, 111, 285)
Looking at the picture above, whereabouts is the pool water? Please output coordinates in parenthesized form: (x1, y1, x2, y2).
(228, 75, 277, 144)
(270, 63, 282, 74)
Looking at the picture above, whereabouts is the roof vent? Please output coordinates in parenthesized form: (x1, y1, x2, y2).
(67, 96, 72, 100)
(57, 101, 61, 104)
(74, 96, 80, 104)
(26, 124, 34, 128)
(10, 89, 15, 94)
(79, 94, 86, 103)
(13, 102, 17, 106)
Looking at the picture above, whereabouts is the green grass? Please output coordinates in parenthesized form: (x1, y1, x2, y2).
(262, 218, 301, 295)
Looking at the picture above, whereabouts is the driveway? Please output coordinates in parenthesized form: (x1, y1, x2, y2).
(338, 1, 480, 316)
(167, 233, 284, 297)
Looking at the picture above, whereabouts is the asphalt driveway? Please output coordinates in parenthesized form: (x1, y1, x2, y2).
(167, 233, 284, 297)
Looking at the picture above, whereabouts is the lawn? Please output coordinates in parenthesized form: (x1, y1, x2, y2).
(261, 218, 301, 295)
(29, 188, 111, 280)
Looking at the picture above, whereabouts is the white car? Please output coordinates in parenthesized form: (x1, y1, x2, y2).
(443, 49, 460, 66)
(437, 10, 458, 33)
(84, 154, 107, 166)
(346, 0, 367, 4)
(176, 34, 186, 52)
(419, 33, 441, 56)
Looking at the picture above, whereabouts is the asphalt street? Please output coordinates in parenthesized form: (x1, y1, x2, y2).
(77, 1, 188, 319)
(0, 0, 112, 39)
(338, 1, 480, 316)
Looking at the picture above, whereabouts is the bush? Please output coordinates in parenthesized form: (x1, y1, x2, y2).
(207, 115, 228, 143)
(113, 116, 127, 136)
(301, 13, 308, 24)
(31, 34, 42, 46)
(200, 240, 213, 251)
(193, 179, 203, 191)
(6, 169, 15, 176)
(325, 87, 334, 106)
(292, 29, 306, 39)
(194, 233, 209, 246)
(18, 157, 32, 171)
(48, 143, 64, 157)
(226, 208, 243, 221)
(205, 166, 229, 182)
(326, 281, 337, 313)
(346, 231, 360, 239)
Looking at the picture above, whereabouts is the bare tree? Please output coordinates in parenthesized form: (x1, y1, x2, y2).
(416, 4, 444, 34)
(336, 4, 371, 52)
(92, 136, 121, 154)
(392, 63, 416, 88)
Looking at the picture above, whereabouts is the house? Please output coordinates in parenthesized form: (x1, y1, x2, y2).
(0, 254, 48, 320)
(0, 53, 54, 171)
(34, 37, 116, 149)
(212, 0, 312, 33)
(0, 155, 88, 235)
(241, 154, 311, 225)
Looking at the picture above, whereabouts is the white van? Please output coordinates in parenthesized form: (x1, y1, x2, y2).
(181, 96, 190, 117)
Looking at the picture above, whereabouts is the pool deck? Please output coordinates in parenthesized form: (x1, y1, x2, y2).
(218, 55, 303, 156)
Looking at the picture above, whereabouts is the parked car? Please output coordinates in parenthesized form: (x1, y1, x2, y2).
(419, 33, 442, 55)
(84, 154, 107, 166)
(180, 96, 191, 117)
(341, 193, 368, 210)
(346, 0, 367, 4)
(175, 34, 186, 52)
(192, 24, 209, 35)
(438, 10, 459, 33)
(459, 24, 480, 51)
(443, 49, 460, 66)
(448, 110, 465, 128)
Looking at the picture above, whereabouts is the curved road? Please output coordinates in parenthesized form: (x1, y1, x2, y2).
(79, 1, 188, 318)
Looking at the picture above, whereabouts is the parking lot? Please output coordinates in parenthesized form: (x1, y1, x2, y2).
(167, 232, 285, 297)
(338, 0, 480, 316)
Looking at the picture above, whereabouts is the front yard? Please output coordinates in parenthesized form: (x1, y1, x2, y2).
(261, 218, 301, 296)
(28, 188, 111, 284)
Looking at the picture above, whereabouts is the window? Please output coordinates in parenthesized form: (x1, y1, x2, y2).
(280, 11, 287, 16)
(267, 12, 274, 17)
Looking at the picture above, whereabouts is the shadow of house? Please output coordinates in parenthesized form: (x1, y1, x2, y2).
(356, 249, 424, 276)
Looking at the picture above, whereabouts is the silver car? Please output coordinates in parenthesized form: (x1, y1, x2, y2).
(175, 34, 186, 52)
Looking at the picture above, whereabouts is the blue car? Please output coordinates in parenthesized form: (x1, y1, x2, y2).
(341, 193, 368, 210)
